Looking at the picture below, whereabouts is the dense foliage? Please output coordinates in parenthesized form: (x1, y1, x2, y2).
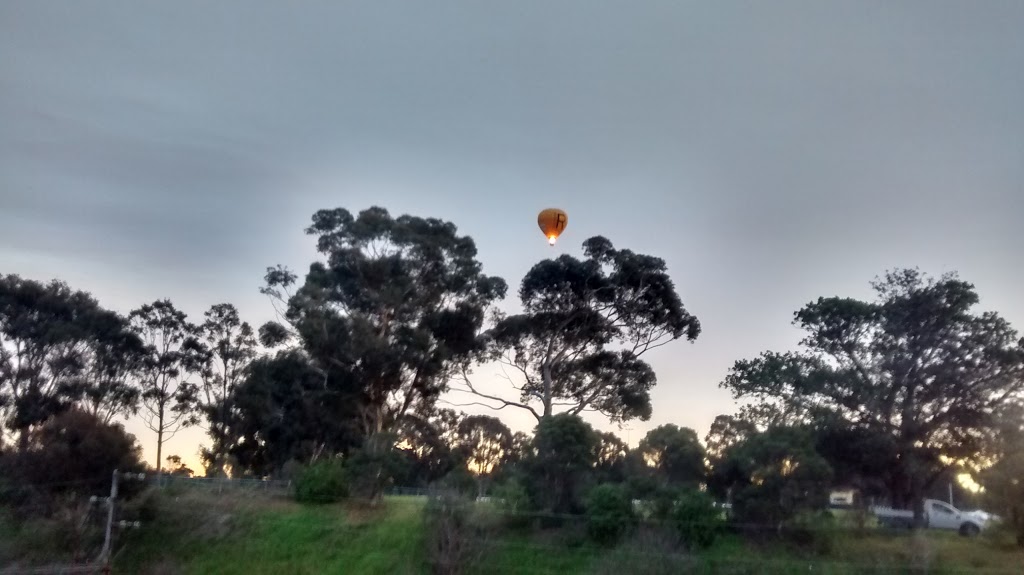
(636, 424, 705, 489)
(670, 489, 725, 550)
(585, 483, 636, 544)
(0, 409, 145, 515)
(294, 458, 348, 504)
(709, 425, 833, 528)
(259, 206, 507, 438)
(460, 236, 701, 423)
(0, 275, 143, 449)
(522, 413, 599, 515)
(720, 269, 1024, 523)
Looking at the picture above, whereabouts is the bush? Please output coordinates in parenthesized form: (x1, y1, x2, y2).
(524, 414, 599, 515)
(715, 427, 833, 529)
(423, 491, 482, 575)
(590, 527, 695, 575)
(436, 465, 477, 496)
(0, 494, 104, 564)
(294, 458, 348, 504)
(346, 432, 407, 501)
(646, 486, 679, 521)
(492, 478, 533, 530)
(670, 489, 724, 550)
(782, 510, 836, 555)
(585, 483, 636, 545)
(0, 409, 146, 517)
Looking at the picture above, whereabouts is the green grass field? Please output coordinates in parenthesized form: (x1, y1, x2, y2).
(105, 488, 1023, 575)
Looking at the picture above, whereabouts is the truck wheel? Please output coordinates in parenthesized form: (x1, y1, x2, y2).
(959, 523, 980, 537)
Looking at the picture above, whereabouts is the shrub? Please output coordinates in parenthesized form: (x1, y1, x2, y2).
(585, 483, 636, 545)
(524, 414, 599, 515)
(0, 409, 146, 518)
(782, 510, 836, 555)
(294, 458, 348, 504)
(423, 491, 482, 575)
(346, 432, 408, 501)
(492, 478, 533, 530)
(590, 526, 695, 575)
(436, 465, 477, 496)
(714, 427, 833, 529)
(670, 489, 724, 550)
(647, 486, 679, 521)
(120, 486, 161, 523)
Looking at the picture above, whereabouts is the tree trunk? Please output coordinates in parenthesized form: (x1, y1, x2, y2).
(888, 470, 912, 510)
(17, 428, 29, 453)
(210, 423, 226, 478)
(155, 414, 164, 488)
(541, 365, 553, 417)
(910, 475, 926, 528)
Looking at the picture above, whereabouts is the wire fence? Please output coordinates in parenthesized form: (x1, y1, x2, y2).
(147, 474, 293, 493)
(146, 477, 443, 498)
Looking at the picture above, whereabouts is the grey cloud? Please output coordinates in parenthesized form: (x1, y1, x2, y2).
(1, 0, 1023, 450)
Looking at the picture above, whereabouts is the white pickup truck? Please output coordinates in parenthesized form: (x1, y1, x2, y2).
(871, 498, 997, 536)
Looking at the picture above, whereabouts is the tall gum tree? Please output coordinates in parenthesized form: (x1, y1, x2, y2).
(456, 236, 700, 423)
(721, 269, 1024, 525)
(130, 299, 201, 482)
(260, 206, 507, 439)
(189, 303, 257, 476)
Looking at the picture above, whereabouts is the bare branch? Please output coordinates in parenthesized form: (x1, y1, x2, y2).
(453, 368, 541, 420)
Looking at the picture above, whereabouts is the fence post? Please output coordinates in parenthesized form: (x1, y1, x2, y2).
(96, 470, 145, 568)
(98, 469, 119, 565)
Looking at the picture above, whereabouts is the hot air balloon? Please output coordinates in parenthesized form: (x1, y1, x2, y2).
(537, 208, 568, 246)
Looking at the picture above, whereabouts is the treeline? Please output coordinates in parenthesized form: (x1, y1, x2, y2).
(1, 205, 1023, 550)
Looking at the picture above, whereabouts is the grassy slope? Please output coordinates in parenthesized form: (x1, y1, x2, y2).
(111, 489, 1023, 575)
(115, 491, 426, 574)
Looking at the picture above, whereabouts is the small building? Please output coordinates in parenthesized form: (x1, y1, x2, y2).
(829, 486, 859, 508)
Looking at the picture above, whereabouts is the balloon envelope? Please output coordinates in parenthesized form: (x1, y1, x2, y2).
(537, 208, 568, 245)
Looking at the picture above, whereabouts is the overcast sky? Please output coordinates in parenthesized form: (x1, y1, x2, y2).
(2, 1, 1023, 471)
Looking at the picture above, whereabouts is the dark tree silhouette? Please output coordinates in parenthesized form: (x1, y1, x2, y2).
(165, 454, 195, 478)
(721, 269, 1024, 525)
(190, 303, 257, 477)
(18, 408, 145, 504)
(393, 411, 458, 486)
(593, 431, 628, 483)
(707, 425, 833, 528)
(222, 350, 360, 477)
(129, 299, 201, 483)
(0, 275, 140, 449)
(455, 414, 512, 495)
(704, 414, 758, 463)
(259, 206, 507, 437)
(458, 236, 700, 423)
(80, 310, 146, 424)
(979, 403, 1024, 546)
(637, 424, 706, 488)
(523, 413, 599, 514)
